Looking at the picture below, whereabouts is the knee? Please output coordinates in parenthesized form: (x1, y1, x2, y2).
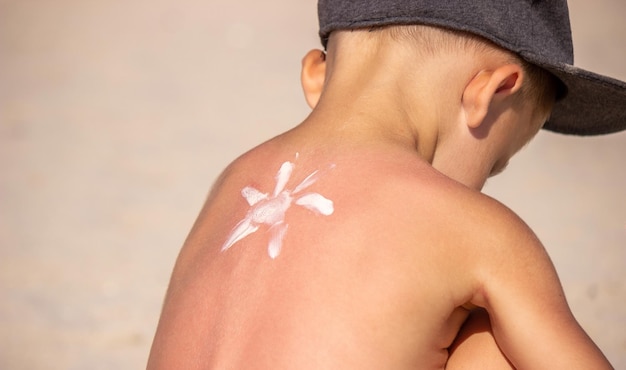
(458, 308, 492, 340)
(447, 308, 515, 369)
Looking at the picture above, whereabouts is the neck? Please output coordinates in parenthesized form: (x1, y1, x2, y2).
(301, 39, 473, 164)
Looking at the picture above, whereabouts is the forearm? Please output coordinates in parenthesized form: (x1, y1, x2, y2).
(489, 307, 613, 370)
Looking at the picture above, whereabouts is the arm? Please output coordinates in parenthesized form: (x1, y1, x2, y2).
(467, 203, 612, 370)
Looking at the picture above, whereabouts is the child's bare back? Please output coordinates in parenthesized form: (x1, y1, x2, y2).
(148, 132, 605, 369)
(150, 140, 469, 368)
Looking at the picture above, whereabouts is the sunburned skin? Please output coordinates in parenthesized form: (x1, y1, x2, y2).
(221, 154, 335, 258)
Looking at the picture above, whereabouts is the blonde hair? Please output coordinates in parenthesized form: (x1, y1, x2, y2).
(367, 25, 559, 111)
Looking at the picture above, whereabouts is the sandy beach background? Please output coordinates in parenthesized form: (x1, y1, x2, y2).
(1, 0, 624, 368)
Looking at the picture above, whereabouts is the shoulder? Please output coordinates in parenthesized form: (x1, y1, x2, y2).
(317, 151, 555, 307)
(325, 149, 538, 256)
(352, 153, 532, 243)
(357, 155, 550, 291)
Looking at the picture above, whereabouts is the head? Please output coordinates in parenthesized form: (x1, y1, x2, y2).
(300, 24, 558, 189)
(385, 25, 559, 189)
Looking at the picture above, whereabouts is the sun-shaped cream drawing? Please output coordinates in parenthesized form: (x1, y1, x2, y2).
(221, 157, 334, 259)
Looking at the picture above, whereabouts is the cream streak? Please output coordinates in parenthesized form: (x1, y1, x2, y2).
(221, 155, 334, 259)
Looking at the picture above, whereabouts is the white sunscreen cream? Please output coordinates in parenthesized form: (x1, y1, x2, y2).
(221, 156, 335, 259)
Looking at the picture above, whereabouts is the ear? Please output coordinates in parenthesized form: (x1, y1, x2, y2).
(301, 49, 327, 109)
(462, 64, 524, 129)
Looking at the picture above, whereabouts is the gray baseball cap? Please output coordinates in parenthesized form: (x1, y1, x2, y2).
(318, 0, 626, 136)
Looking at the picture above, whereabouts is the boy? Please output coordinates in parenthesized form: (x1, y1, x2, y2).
(148, 1, 625, 368)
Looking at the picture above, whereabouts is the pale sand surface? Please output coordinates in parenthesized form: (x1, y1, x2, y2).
(0, 1, 624, 368)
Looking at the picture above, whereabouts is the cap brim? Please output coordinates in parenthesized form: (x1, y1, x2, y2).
(522, 52, 626, 136)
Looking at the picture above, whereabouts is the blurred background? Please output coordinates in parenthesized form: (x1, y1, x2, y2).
(0, 0, 624, 368)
